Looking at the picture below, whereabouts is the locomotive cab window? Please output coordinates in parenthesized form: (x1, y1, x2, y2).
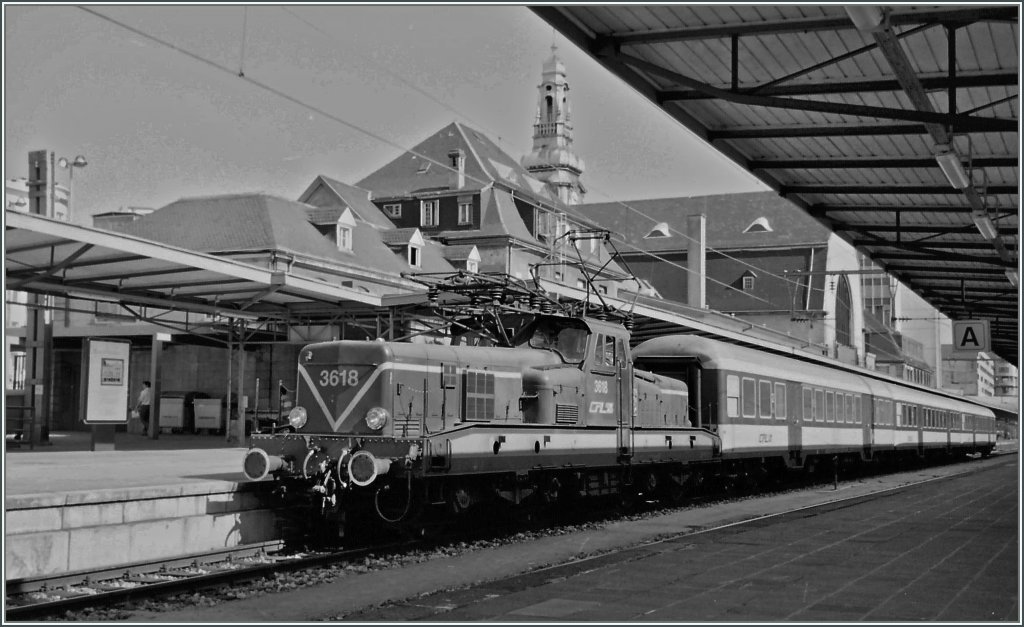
(523, 318, 589, 365)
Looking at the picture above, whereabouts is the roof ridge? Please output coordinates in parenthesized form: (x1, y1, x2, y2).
(453, 121, 492, 182)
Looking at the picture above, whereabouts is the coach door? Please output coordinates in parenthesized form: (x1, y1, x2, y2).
(784, 383, 802, 467)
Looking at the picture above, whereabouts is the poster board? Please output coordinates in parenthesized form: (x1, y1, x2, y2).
(81, 338, 131, 424)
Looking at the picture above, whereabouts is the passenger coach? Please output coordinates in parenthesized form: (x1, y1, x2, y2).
(633, 335, 996, 476)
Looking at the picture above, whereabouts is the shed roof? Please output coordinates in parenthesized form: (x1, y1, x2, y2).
(535, 5, 1019, 365)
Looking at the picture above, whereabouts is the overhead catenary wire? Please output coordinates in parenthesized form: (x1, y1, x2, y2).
(276, 6, 824, 301)
(79, 6, 820, 309)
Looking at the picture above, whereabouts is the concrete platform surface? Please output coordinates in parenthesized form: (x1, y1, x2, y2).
(5, 432, 248, 498)
(125, 452, 1018, 623)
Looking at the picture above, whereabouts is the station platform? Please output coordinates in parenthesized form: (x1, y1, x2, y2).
(5, 431, 246, 495)
(124, 448, 1018, 623)
(4, 432, 276, 581)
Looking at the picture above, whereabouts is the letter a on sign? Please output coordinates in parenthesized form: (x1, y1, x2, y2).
(952, 320, 990, 353)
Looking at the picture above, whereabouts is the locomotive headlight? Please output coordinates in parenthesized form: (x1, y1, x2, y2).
(288, 406, 308, 430)
(364, 406, 389, 430)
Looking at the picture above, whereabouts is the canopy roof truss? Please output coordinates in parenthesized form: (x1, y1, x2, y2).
(534, 4, 1019, 365)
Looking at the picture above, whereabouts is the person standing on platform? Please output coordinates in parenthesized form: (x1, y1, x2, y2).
(136, 381, 152, 433)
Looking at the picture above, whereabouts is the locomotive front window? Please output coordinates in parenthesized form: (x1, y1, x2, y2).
(526, 320, 588, 364)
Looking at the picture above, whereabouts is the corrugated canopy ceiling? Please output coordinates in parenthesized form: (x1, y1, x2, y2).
(533, 4, 1019, 366)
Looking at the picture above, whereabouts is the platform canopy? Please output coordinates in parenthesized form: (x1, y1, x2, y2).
(4, 211, 386, 322)
(533, 5, 1019, 366)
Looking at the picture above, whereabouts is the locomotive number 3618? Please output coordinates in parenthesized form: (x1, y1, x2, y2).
(319, 368, 359, 387)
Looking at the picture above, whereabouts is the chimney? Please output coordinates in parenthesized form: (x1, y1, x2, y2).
(687, 214, 706, 309)
(448, 149, 465, 190)
(27, 150, 54, 218)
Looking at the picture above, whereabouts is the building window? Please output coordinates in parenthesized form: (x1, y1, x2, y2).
(644, 222, 671, 239)
(458, 202, 472, 225)
(742, 275, 755, 291)
(534, 209, 552, 238)
(835, 275, 853, 346)
(744, 217, 773, 233)
(409, 245, 421, 268)
(384, 203, 402, 218)
(466, 259, 478, 273)
(420, 200, 439, 227)
(336, 225, 352, 252)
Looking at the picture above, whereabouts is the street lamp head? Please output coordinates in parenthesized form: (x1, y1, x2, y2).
(58, 155, 88, 169)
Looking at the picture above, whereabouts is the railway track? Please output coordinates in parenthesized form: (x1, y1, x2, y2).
(4, 539, 409, 621)
(6, 451, 1009, 621)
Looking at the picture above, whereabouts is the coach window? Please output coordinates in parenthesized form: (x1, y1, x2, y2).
(759, 380, 772, 419)
(895, 403, 903, 427)
(836, 392, 845, 424)
(815, 389, 825, 422)
(726, 375, 740, 418)
(825, 391, 835, 423)
(802, 387, 813, 422)
(845, 395, 854, 424)
(742, 377, 757, 418)
(854, 396, 862, 424)
(775, 383, 787, 420)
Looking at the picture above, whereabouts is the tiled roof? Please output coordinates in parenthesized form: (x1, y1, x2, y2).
(112, 193, 344, 258)
(297, 176, 395, 229)
(442, 244, 478, 261)
(109, 192, 452, 278)
(381, 228, 420, 246)
(581, 191, 833, 253)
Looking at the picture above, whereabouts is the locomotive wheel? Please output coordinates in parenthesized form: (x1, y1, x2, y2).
(665, 476, 687, 505)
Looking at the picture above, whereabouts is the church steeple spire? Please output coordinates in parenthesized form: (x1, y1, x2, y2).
(521, 43, 585, 205)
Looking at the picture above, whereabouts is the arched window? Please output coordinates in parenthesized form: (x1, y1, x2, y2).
(835, 275, 853, 346)
(545, 95, 553, 120)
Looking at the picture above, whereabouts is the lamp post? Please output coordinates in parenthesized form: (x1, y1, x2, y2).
(57, 154, 87, 221)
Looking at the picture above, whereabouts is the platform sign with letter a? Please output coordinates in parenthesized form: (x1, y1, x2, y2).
(952, 320, 990, 354)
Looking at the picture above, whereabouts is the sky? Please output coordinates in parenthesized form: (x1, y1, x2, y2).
(3, 4, 767, 224)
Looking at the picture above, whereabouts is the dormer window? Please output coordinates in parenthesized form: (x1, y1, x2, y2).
(384, 203, 402, 218)
(744, 217, 773, 233)
(644, 222, 671, 239)
(741, 270, 757, 292)
(417, 161, 431, 174)
(421, 199, 439, 227)
(409, 245, 421, 268)
(336, 224, 352, 251)
(335, 208, 357, 252)
(466, 258, 478, 273)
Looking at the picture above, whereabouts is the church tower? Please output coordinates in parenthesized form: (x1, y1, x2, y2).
(521, 44, 586, 205)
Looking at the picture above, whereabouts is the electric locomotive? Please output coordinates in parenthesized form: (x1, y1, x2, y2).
(243, 274, 720, 535)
